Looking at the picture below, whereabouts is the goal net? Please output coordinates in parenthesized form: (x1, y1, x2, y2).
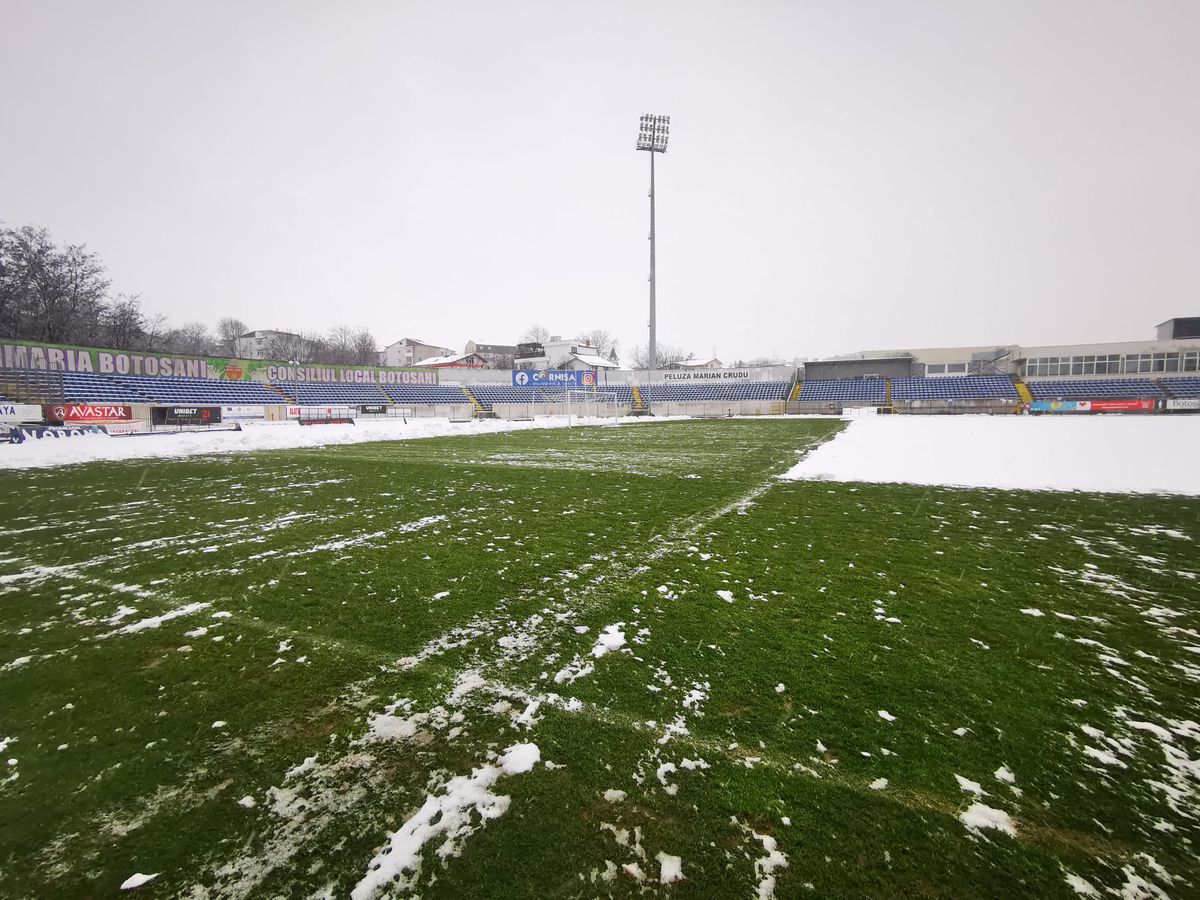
(565, 389, 620, 425)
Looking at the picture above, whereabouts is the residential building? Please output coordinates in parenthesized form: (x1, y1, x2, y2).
(514, 335, 602, 369)
(464, 341, 517, 369)
(235, 330, 312, 360)
(379, 337, 452, 368)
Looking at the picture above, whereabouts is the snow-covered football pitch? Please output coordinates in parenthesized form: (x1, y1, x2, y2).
(1, 417, 1197, 898)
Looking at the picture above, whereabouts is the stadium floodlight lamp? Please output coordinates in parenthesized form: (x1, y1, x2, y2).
(636, 114, 670, 153)
(635, 113, 670, 385)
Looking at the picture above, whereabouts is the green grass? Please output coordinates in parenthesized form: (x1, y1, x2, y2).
(1, 419, 1197, 898)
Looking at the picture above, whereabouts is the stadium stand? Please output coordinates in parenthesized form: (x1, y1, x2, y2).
(641, 382, 790, 403)
(1027, 379, 1165, 400)
(4, 369, 1191, 412)
(596, 385, 635, 405)
(890, 375, 1019, 400)
(796, 379, 887, 402)
(271, 381, 385, 404)
(379, 383, 476, 405)
(63, 374, 147, 403)
(470, 385, 558, 410)
(111, 375, 285, 404)
(1160, 377, 1200, 398)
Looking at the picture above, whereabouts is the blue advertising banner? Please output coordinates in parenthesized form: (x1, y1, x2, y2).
(1028, 400, 1088, 412)
(511, 370, 598, 388)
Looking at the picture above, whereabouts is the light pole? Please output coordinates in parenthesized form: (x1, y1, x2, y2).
(637, 114, 669, 389)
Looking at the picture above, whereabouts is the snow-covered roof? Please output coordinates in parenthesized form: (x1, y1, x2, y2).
(413, 353, 482, 367)
(677, 358, 721, 368)
(570, 353, 620, 369)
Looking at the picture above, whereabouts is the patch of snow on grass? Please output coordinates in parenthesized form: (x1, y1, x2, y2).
(959, 803, 1017, 838)
(657, 852, 685, 884)
(107, 602, 211, 635)
(120, 872, 159, 890)
(285, 756, 318, 780)
(1064, 872, 1100, 897)
(1083, 746, 1126, 768)
(878, 710, 896, 722)
(591, 624, 626, 658)
(349, 743, 539, 900)
(955, 775, 986, 796)
(749, 829, 789, 899)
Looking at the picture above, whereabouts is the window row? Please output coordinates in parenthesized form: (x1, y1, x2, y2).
(1025, 352, 1200, 377)
(924, 362, 968, 376)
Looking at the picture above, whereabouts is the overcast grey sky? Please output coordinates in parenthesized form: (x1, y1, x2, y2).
(2, 0, 1197, 361)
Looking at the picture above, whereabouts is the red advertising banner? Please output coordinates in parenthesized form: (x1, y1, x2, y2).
(1088, 399, 1155, 413)
(45, 404, 133, 423)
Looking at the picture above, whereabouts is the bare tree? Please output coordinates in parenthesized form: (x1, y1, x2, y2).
(102, 295, 147, 349)
(351, 328, 378, 365)
(321, 324, 354, 365)
(521, 324, 550, 344)
(575, 329, 617, 357)
(0, 225, 110, 345)
(168, 322, 213, 356)
(143, 312, 170, 351)
(265, 330, 318, 363)
(629, 343, 690, 368)
(216, 317, 248, 356)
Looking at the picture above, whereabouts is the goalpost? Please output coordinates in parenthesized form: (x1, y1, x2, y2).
(565, 390, 620, 426)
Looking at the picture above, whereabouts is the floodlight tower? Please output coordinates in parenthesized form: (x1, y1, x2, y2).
(636, 114, 670, 380)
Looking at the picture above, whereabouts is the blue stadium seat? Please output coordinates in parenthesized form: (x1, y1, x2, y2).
(1160, 377, 1200, 398)
(378, 384, 472, 405)
(1027, 379, 1165, 400)
(890, 376, 1018, 400)
(797, 379, 886, 402)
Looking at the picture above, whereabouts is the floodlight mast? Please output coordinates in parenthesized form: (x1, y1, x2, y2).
(636, 114, 669, 387)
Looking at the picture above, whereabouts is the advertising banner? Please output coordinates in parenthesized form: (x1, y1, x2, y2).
(4, 424, 107, 443)
(662, 368, 753, 381)
(512, 370, 597, 388)
(1088, 399, 1156, 412)
(359, 404, 388, 415)
(0, 403, 44, 423)
(1167, 398, 1200, 410)
(0, 338, 437, 386)
(1028, 399, 1157, 413)
(220, 405, 267, 420)
(1027, 400, 1088, 413)
(45, 403, 132, 423)
(288, 405, 356, 420)
(152, 406, 222, 426)
(103, 421, 149, 435)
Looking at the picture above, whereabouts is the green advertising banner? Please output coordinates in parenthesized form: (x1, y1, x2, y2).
(0, 339, 439, 385)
